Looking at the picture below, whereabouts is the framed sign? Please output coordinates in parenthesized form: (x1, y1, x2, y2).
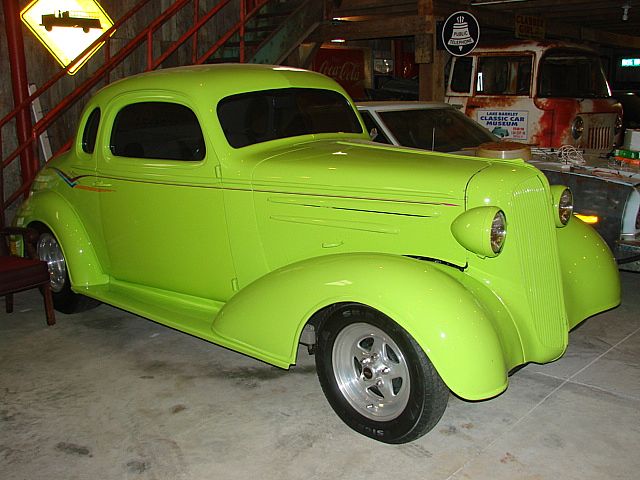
(311, 46, 372, 100)
(442, 11, 480, 57)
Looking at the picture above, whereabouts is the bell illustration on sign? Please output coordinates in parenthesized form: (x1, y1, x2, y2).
(442, 11, 480, 57)
(449, 16, 474, 50)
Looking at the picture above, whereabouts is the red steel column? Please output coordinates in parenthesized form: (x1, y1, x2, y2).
(3, 0, 38, 183)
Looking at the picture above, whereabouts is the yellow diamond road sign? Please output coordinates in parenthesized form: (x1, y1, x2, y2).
(21, 0, 114, 75)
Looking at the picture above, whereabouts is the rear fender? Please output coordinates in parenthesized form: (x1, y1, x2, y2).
(15, 190, 107, 288)
(212, 253, 518, 400)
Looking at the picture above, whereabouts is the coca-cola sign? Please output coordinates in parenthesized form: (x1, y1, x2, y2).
(312, 47, 368, 99)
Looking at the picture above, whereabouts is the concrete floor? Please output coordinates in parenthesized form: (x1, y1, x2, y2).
(1, 272, 639, 480)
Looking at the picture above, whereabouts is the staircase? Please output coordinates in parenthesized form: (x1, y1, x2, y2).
(0, 0, 326, 227)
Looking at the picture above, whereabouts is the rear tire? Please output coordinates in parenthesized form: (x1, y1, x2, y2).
(33, 225, 99, 314)
(315, 305, 448, 444)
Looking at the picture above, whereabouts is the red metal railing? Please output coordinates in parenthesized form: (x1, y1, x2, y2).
(0, 0, 270, 226)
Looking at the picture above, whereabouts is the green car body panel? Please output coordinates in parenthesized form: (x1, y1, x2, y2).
(15, 64, 620, 402)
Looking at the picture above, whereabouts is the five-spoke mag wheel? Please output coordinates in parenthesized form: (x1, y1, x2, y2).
(315, 305, 449, 444)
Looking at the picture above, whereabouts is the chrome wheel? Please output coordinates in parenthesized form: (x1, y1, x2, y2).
(332, 322, 411, 421)
(37, 232, 67, 293)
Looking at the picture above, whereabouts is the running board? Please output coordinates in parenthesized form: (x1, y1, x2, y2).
(78, 280, 223, 343)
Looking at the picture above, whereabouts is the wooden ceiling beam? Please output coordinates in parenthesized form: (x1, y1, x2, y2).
(454, 4, 640, 49)
(319, 1, 640, 49)
(311, 15, 433, 41)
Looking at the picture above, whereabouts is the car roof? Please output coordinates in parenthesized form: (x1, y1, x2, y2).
(89, 64, 347, 105)
(356, 101, 454, 112)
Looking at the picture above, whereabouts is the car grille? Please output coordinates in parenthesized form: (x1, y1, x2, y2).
(586, 126, 612, 150)
(512, 176, 567, 349)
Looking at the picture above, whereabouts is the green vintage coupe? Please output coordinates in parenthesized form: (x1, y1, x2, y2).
(15, 64, 620, 443)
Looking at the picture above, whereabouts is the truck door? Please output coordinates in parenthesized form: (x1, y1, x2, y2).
(445, 55, 474, 111)
(466, 54, 534, 143)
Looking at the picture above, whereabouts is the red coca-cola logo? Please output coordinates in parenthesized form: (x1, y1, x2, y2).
(317, 60, 362, 82)
(312, 47, 367, 99)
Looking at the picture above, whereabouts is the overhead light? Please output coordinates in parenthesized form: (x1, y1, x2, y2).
(331, 38, 346, 43)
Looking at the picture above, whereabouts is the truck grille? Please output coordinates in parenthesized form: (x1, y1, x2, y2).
(512, 176, 567, 349)
(586, 126, 612, 150)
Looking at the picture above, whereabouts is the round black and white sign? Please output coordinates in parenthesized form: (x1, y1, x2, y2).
(442, 11, 480, 57)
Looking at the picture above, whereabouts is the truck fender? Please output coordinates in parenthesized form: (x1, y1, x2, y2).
(212, 253, 513, 400)
(16, 190, 107, 288)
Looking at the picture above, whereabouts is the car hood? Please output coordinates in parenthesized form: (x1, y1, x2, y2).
(250, 139, 500, 203)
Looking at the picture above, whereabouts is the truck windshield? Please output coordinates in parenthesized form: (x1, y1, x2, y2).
(378, 107, 497, 152)
(218, 88, 362, 148)
(538, 49, 611, 98)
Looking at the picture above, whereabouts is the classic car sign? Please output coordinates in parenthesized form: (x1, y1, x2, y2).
(515, 14, 545, 40)
(442, 11, 480, 56)
(476, 109, 529, 140)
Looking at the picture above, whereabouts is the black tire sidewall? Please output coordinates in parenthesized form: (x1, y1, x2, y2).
(315, 306, 445, 443)
(33, 225, 98, 314)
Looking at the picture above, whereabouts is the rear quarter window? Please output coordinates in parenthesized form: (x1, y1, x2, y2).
(82, 108, 101, 154)
(217, 88, 362, 148)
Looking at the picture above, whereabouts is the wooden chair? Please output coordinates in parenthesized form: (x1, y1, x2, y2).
(0, 227, 55, 325)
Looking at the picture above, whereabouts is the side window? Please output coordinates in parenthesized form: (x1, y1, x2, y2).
(476, 55, 533, 95)
(360, 111, 391, 144)
(110, 102, 205, 161)
(450, 57, 473, 93)
(82, 108, 100, 154)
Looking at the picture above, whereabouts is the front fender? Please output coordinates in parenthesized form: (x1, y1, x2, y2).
(212, 253, 517, 400)
(15, 190, 107, 288)
(557, 218, 621, 328)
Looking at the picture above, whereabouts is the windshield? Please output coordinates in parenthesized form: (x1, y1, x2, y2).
(378, 107, 497, 152)
(538, 49, 611, 98)
(217, 88, 362, 148)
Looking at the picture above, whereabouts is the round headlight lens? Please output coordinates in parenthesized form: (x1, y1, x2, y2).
(451, 206, 507, 257)
(490, 210, 507, 254)
(571, 116, 584, 140)
(558, 188, 573, 225)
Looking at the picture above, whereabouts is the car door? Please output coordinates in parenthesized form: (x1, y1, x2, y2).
(96, 92, 236, 302)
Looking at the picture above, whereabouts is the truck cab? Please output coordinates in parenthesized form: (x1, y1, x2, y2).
(445, 41, 623, 159)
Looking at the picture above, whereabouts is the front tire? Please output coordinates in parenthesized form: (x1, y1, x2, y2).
(34, 226, 99, 314)
(315, 305, 448, 444)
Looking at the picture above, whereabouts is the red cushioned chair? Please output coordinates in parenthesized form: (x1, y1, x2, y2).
(0, 227, 55, 325)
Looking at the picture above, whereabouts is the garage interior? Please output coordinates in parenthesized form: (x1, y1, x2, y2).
(1, 1, 640, 479)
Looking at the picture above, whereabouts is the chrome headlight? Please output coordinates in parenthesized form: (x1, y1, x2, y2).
(490, 210, 507, 254)
(571, 116, 584, 140)
(551, 185, 573, 227)
(451, 206, 507, 258)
